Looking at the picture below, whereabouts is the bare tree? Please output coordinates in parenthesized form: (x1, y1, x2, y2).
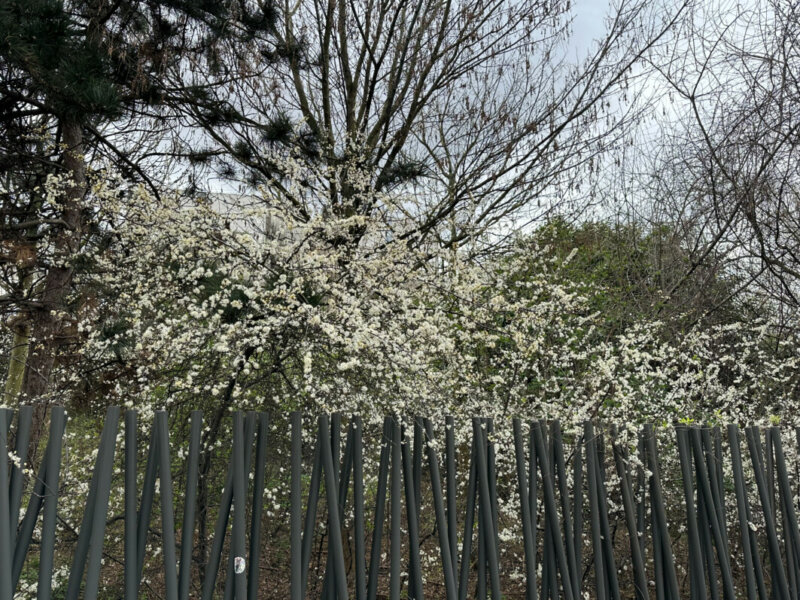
(180, 0, 688, 251)
(642, 0, 800, 325)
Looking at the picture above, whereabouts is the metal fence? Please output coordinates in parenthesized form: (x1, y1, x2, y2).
(1, 405, 800, 599)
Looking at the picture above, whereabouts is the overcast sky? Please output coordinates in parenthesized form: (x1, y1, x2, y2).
(570, 0, 613, 56)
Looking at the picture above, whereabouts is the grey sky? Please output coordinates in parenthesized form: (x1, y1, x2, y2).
(570, 0, 613, 56)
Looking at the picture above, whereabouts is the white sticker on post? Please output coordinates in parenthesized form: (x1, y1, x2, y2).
(234, 556, 246, 574)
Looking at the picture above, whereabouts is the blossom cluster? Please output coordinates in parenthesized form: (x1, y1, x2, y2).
(59, 168, 800, 432)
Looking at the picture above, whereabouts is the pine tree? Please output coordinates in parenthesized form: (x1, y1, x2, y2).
(0, 0, 279, 424)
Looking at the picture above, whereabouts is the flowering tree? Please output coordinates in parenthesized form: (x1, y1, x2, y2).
(62, 165, 800, 430)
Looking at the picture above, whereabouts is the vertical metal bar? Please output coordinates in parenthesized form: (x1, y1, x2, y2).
(572, 431, 583, 600)
(125, 410, 138, 600)
(300, 427, 321, 600)
(332, 413, 342, 600)
(231, 412, 248, 600)
(338, 421, 355, 585)
(652, 498, 666, 600)
(727, 425, 764, 600)
(36, 406, 65, 600)
(489, 418, 505, 596)
(532, 421, 574, 600)
(585, 422, 608, 600)
(81, 406, 121, 600)
(593, 428, 620, 600)
(137, 422, 159, 585)
(771, 427, 800, 599)
(705, 428, 728, 554)
(290, 412, 303, 600)
(339, 420, 354, 509)
(321, 413, 341, 600)
(320, 415, 349, 600)
(746, 426, 791, 600)
(12, 455, 47, 588)
(179, 410, 202, 600)
(0, 408, 10, 436)
(760, 429, 779, 600)
(413, 416, 423, 515)
(713, 428, 725, 519)
(457, 431, 478, 600)
(542, 423, 554, 600)
(636, 430, 646, 569)
(473, 420, 502, 600)
(551, 421, 578, 595)
(704, 428, 734, 597)
(513, 419, 537, 600)
(696, 455, 719, 600)
(0, 410, 12, 600)
(794, 427, 800, 600)
(641, 427, 663, 600)
(529, 427, 539, 600)
(478, 490, 487, 600)
(766, 425, 795, 600)
(9, 405, 32, 544)
(224, 413, 257, 600)
(763, 428, 775, 514)
(611, 426, 648, 600)
(248, 413, 269, 600)
(548, 424, 559, 600)
(690, 427, 734, 600)
(322, 414, 354, 600)
(445, 416, 458, 576)
(322, 415, 355, 600)
(64, 406, 118, 600)
(201, 433, 236, 600)
(411, 417, 423, 600)
(353, 417, 367, 600)
(547, 526, 558, 600)
(693, 432, 718, 600)
(486, 419, 497, 600)
(423, 418, 457, 600)
(644, 424, 681, 600)
(390, 417, 402, 600)
(225, 413, 257, 600)
(331, 413, 341, 465)
(156, 411, 179, 600)
(401, 423, 424, 600)
(676, 426, 705, 600)
(367, 418, 391, 600)
(487, 419, 499, 555)
(478, 418, 489, 600)
(542, 490, 551, 600)
(477, 425, 487, 600)
(780, 474, 799, 600)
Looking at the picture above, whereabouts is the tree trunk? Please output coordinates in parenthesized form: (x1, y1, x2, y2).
(22, 120, 86, 445)
(4, 322, 30, 405)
